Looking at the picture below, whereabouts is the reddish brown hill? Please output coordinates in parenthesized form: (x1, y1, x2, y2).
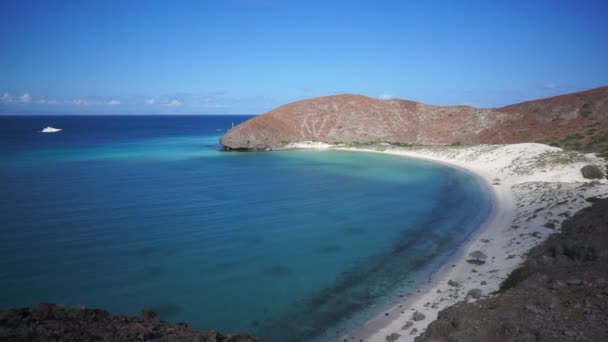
(220, 86, 608, 153)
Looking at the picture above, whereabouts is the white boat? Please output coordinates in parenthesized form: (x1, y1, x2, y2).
(40, 126, 62, 133)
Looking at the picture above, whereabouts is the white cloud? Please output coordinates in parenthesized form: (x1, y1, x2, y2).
(144, 98, 156, 105)
(107, 99, 121, 105)
(164, 99, 182, 107)
(20, 93, 32, 103)
(36, 98, 59, 105)
(379, 93, 396, 100)
(72, 99, 89, 106)
(1, 93, 13, 103)
(543, 83, 559, 90)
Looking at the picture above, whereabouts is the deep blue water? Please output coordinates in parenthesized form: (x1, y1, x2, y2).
(0, 115, 492, 341)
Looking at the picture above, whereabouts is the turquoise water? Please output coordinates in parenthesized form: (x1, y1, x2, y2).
(0, 116, 492, 341)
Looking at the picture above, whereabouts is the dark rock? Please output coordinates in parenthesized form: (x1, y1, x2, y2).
(222, 144, 272, 152)
(412, 311, 426, 321)
(448, 280, 460, 287)
(141, 308, 158, 321)
(150, 303, 182, 319)
(581, 164, 605, 179)
(466, 259, 486, 265)
(0, 304, 258, 342)
(551, 280, 567, 289)
(410, 328, 418, 335)
(208, 330, 219, 342)
(524, 305, 545, 315)
(386, 332, 400, 342)
(566, 279, 582, 286)
(401, 321, 414, 330)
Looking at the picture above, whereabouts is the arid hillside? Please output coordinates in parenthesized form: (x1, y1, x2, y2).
(220, 86, 608, 155)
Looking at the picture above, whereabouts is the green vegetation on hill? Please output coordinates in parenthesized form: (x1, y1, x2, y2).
(540, 125, 608, 158)
(536, 100, 608, 157)
(578, 102, 593, 118)
(499, 266, 533, 293)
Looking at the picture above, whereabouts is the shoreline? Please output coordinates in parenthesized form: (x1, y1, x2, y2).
(283, 142, 608, 342)
(336, 146, 513, 342)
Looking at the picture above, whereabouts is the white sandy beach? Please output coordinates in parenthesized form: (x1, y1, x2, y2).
(285, 142, 608, 342)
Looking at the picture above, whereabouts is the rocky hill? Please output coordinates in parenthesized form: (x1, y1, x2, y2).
(0, 304, 258, 342)
(220, 86, 608, 155)
(416, 197, 608, 342)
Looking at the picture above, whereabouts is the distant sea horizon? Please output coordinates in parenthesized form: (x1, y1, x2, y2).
(0, 115, 492, 341)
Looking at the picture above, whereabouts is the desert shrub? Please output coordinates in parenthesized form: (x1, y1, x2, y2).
(499, 266, 532, 293)
(579, 102, 593, 118)
(571, 132, 584, 140)
(467, 288, 482, 299)
(522, 334, 539, 342)
(392, 142, 414, 147)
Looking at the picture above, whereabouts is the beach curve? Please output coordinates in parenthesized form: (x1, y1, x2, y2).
(283, 142, 608, 342)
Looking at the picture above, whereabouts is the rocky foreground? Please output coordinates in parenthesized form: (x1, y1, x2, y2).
(416, 198, 608, 342)
(0, 304, 257, 342)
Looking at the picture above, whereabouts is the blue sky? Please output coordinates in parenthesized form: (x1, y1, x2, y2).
(1, 0, 607, 114)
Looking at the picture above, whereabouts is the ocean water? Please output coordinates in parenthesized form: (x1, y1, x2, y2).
(0, 115, 492, 341)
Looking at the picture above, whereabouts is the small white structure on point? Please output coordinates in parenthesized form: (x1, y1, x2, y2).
(40, 126, 62, 133)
